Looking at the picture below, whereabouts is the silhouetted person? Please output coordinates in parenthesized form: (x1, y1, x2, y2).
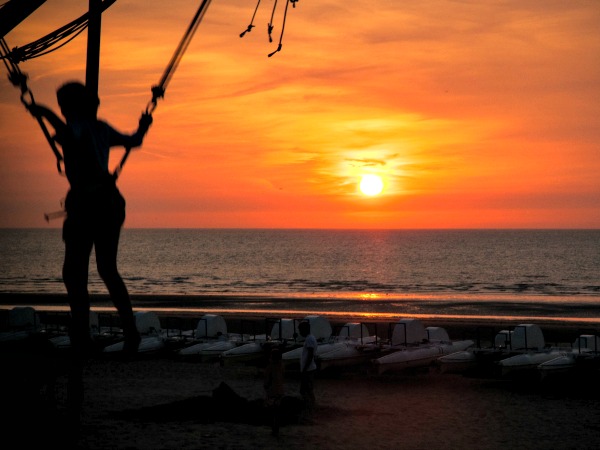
(264, 347, 285, 436)
(298, 320, 317, 411)
(27, 81, 152, 357)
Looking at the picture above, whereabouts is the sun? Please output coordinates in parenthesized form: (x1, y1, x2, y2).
(359, 174, 384, 196)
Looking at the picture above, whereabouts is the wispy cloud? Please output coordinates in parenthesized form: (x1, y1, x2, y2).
(1, 0, 598, 228)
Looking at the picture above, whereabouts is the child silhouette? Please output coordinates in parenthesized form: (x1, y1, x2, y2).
(27, 81, 152, 356)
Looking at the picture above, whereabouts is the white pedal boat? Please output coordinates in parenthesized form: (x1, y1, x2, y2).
(103, 311, 166, 354)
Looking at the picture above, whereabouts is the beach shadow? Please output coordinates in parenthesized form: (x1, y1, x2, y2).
(113, 381, 305, 427)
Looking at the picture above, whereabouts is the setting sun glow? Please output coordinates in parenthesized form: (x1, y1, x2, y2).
(360, 175, 384, 196)
(0, 1, 598, 228)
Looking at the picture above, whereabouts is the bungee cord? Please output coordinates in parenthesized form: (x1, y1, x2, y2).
(240, 0, 300, 57)
(113, 0, 214, 181)
(268, 0, 294, 58)
(1, 0, 116, 63)
(268, 0, 279, 43)
(150, 0, 214, 113)
(1, 37, 64, 175)
(240, 0, 262, 38)
(7, 18, 87, 62)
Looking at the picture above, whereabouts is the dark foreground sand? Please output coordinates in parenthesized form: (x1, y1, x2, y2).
(3, 343, 600, 450)
(2, 294, 600, 450)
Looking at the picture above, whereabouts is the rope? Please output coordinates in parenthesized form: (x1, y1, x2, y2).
(240, 0, 261, 38)
(112, 146, 131, 180)
(1, 0, 116, 63)
(268, 0, 279, 43)
(268, 0, 293, 58)
(7, 18, 87, 62)
(239, 0, 299, 57)
(150, 0, 213, 112)
(114, 0, 213, 180)
(1, 37, 64, 175)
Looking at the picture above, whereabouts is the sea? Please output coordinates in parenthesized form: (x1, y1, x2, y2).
(1, 229, 599, 323)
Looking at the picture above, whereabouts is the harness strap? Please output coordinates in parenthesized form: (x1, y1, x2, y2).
(268, 0, 293, 57)
(114, 0, 213, 179)
(268, 0, 279, 43)
(240, 0, 262, 38)
(112, 146, 131, 181)
(155, 0, 213, 98)
(1, 37, 64, 175)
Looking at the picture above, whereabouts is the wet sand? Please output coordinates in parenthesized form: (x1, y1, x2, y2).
(2, 294, 600, 449)
(2, 292, 599, 346)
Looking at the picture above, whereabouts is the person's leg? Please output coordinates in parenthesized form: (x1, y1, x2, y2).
(300, 371, 315, 410)
(307, 371, 315, 407)
(94, 216, 139, 353)
(63, 216, 94, 356)
(300, 372, 309, 402)
(271, 396, 281, 436)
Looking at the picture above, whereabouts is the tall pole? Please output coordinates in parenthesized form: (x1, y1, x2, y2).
(86, 0, 102, 101)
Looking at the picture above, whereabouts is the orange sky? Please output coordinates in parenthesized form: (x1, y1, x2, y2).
(1, 0, 599, 229)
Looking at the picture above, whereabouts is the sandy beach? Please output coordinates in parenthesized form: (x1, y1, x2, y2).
(2, 294, 600, 450)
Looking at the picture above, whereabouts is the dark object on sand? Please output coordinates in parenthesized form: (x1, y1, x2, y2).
(116, 382, 304, 426)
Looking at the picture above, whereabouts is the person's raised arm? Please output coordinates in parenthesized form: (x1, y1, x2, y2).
(109, 112, 153, 149)
(25, 103, 66, 137)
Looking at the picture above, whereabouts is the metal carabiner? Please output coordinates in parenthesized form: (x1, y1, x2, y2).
(20, 88, 35, 108)
(146, 85, 164, 114)
(146, 99, 158, 115)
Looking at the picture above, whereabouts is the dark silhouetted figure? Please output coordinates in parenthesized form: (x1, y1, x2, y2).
(27, 81, 152, 357)
(264, 347, 285, 436)
(298, 320, 317, 412)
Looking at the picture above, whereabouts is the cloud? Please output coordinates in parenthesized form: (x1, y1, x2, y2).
(1, 0, 598, 228)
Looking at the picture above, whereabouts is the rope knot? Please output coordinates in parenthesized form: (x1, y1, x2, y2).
(8, 71, 28, 93)
(240, 24, 255, 38)
(151, 85, 165, 101)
